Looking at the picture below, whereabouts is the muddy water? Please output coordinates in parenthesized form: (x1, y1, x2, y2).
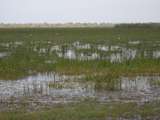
(0, 73, 160, 104)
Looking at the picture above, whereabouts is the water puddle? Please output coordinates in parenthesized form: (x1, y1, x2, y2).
(0, 52, 9, 58)
(0, 42, 23, 49)
(0, 73, 160, 104)
(153, 51, 160, 58)
(97, 45, 109, 51)
(73, 41, 91, 49)
(128, 41, 140, 45)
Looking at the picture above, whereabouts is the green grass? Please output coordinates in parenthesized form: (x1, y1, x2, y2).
(0, 101, 160, 120)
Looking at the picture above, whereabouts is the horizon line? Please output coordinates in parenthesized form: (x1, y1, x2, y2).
(0, 22, 160, 24)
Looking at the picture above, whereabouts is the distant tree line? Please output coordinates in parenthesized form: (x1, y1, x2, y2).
(115, 23, 160, 28)
(0, 23, 160, 28)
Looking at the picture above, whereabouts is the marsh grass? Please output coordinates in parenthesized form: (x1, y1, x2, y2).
(54, 58, 160, 76)
(85, 74, 120, 90)
(150, 79, 160, 86)
(0, 101, 160, 120)
(48, 82, 64, 89)
(0, 27, 160, 79)
(0, 26, 160, 120)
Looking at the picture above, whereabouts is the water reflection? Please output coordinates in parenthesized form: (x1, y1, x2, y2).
(153, 51, 160, 58)
(1, 41, 160, 63)
(73, 42, 91, 49)
(0, 52, 9, 58)
(53, 44, 138, 62)
(50, 42, 159, 63)
(23, 41, 160, 63)
(128, 41, 140, 45)
(0, 73, 160, 103)
(97, 45, 109, 52)
(0, 42, 23, 49)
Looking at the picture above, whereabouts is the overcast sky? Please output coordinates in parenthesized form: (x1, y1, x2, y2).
(0, 0, 160, 23)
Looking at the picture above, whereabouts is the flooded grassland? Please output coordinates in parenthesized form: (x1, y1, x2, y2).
(0, 26, 160, 120)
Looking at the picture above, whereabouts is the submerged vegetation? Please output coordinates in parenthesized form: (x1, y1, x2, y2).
(85, 74, 120, 90)
(0, 26, 160, 79)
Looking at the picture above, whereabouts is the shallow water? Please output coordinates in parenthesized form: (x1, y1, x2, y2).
(0, 40, 160, 107)
(128, 40, 140, 45)
(0, 73, 160, 104)
(2, 40, 159, 63)
(41, 41, 160, 63)
(0, 52, 9, 58)
(53, 44, 138, 62)
(153, 51, 160, 58)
